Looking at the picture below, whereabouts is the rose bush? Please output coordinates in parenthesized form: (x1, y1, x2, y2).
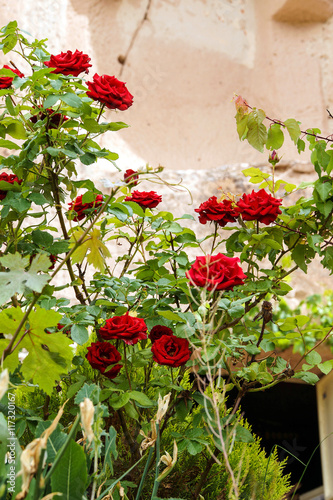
(1, 23, 331, 500)
(99, 313, 148, 345)
(44, 49, 92, 76)
(186, 253, 247, 291)
(151, 334, 191, 367)
(87, 73, 133, 110)
(236, 188, 282, 225)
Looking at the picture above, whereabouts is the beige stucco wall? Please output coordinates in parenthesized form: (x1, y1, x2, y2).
(1, 0, 333, 171)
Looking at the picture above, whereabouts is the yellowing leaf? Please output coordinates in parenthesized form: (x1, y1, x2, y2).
(70, 228, 111, 272)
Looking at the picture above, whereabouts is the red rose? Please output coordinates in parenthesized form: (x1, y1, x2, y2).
(125, 190, 162, 209)
(86, 74, 133, 110)
(30, 108, 68, 129)
(151, 335, 191, 367)
(86, 341, 122, 379)
(186, 253, 246, 291)
(68, 194, 103, 221)
(149, 325, 174, 343)
(236, 189, 282, 225)
(124, 169, 139, 186)
(195, 197, 239, 227)
(0, 172, 22, 200)
(99, 313, 147, 345)
(0, 65, 24, 89)
(44, 50, 92, 77)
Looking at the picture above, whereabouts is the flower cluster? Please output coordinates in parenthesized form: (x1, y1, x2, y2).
(68, 194, 104, 222)
(85, 316, 192, 378)
(0, 172, 22, 200)
(195, 189, 282, 228)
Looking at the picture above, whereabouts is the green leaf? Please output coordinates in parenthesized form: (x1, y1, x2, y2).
(246, 109, 267, 152)
(297, 138, 305, 154)
(51, 439, 87, 500)
(244, 345, 261, 355)
(61, 92, 83, 109)
(315, 181, 332, 202)
(305, 350, 321, 366)
(109, 393, 130, 410)
(43, 94, 60, 108)
(157, 310, 186, 323)
(266, 123, 284, 150)
(32, 229, 53, 247)
(234, 425, 254, 443)
(284, 118, 301, 144)
(35, 421, 67, 463)
(128, 391, 154, 406)
(71, 324, 89, 345)
(318, 360, 333, 375)
(74, 383, 101, 405)
(291, 245, 307, 273)
(0, 139, 20, 149)
(6, 121, 27, 139)
(103, 426, 118, 473)
(294, 371, 319, 385)
(0, 253, 51, 304)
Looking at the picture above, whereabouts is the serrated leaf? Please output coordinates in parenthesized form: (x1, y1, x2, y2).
(61, 92, 82, 109)
(35, 421, 67, 463)
(305, 350, 321, 366)
(0, 253, 51, 304)
(315, 181, 332, 202)
(246, 109, 267, 152)
(74, 383, 101, 405)
(51, 439, 87, 500)
(266, 123, 284, 150)
(128, 390, 154, 406)
(70, 228, 111, 272)
(71, 324, 89, 345)
(6, 121, 27, 139)
(0, 138, 20, 149)
(318, 360, 333, 375)
(19, 307, 72, 394)
(284, 118, 301, 144)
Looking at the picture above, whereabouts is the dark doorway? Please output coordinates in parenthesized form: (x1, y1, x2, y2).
(234, 382, 322, 495)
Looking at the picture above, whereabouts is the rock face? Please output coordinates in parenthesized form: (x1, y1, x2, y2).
(0, 0, 332, 299)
